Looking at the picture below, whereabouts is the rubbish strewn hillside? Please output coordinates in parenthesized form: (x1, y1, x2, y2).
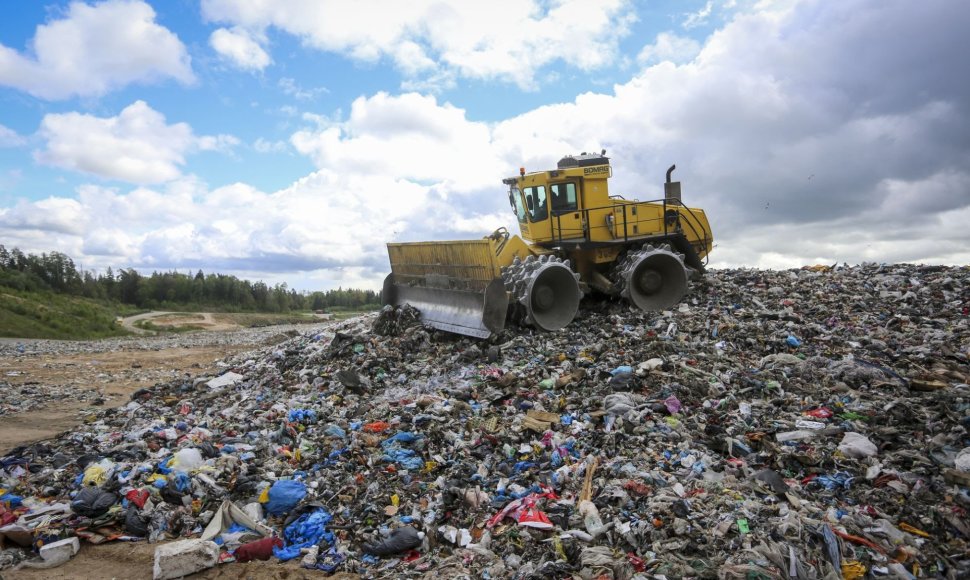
(2, 264, 968, 579)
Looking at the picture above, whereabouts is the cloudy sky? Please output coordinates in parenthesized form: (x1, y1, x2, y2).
(1, 0, 967, 291)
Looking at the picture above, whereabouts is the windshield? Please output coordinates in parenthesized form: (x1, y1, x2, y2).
(509, 185, 527, 222)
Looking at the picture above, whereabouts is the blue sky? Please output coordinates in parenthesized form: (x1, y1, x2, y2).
(1, 1, 968, 291)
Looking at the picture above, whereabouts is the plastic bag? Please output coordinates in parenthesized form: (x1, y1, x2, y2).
(170, 448, 204, 472)
(71, 487, 117, 517)
(81, 465, 107, 487)
(125, 488, 149, 509)
(288, 408, 318, 423)
(273, 508, 335, 561)
(264, 480, 307, 516)
(363, 526, 423, 556)
(235, 536, 283, 562)
(838, 432, 878, 458)
(173, 472, 191, 492)
(363, 421, 391, 433)
(381, 431, 419, 447)
(125, 508, 149, 536)
(1, 493, 23, 508)
(954, 447, 970, 472)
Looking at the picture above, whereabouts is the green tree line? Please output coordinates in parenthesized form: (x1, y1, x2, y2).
(0, 245, 380, 312)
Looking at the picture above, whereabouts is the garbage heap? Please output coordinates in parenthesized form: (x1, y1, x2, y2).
(1, 263, 968, 579)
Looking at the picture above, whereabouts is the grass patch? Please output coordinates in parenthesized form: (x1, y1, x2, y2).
(0, 290, 130, 339)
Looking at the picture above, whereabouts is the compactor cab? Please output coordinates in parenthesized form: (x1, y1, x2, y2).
(504, 152, 712, 263)
(504, 151, 612, 245)
(384, 152, 714, 338)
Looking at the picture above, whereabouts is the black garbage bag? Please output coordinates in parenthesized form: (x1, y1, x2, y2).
(125, 508, 149, 537)
(160, 485, 186, 506)
(363, 526, 424, 556)
(753, 469, 790, 495)
(71, 487, 117, 517)
(336, 369, 366, 394)
(197, 442, 219, 459)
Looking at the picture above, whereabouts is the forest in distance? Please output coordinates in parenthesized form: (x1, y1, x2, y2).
(0, 245, 380, 313)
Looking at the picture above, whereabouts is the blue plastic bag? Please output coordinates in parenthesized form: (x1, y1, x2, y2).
(265, 480, 307, 516)
(0, 493, 23, 507)
(173, 472, 191, 492)
(382, 448, 423, 470)
(288, 409, 317, 423)
(324, 425, 346, 438)
(273, 508, 334, 561)
(380, 431, 423, 469)
(381, 431, 418, 448)
(813, 471, 855, 491)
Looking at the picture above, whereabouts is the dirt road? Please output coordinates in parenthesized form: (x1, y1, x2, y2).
(118, 311, 243, 334)
(118, 310, 174, 334)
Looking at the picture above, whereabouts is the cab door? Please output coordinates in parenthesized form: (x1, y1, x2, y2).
(548, 181, 585, 242)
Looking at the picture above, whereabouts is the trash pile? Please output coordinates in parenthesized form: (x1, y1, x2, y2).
(0, 380, 104, 416)
(1, 263, 968, 579)
(0, 323, 306, 358)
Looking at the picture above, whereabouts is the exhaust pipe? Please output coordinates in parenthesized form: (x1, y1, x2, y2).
(664, 164, 682, 203)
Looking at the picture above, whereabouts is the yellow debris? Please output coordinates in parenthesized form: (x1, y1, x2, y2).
(841, 560, 866, 580)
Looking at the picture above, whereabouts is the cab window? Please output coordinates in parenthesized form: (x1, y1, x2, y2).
(508, 185, 527, 222)
(524, 185, 548, 222)
(550, 182, 578, 213)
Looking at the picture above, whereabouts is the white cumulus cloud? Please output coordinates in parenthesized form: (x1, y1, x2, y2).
(0, 0, 194, 100)
(34, 101, 238, 184)
(3, 0, 970, 291)
(201, 0, 635, 88)
(0, 197, 87, 235)
(288, 0, 970, 271)
(291, 92, 502, 191)
(638, 32, 702, 65)
(0, 124, 25, 147)
(683, 1, 714, 29)
(210, 27, 272, 71)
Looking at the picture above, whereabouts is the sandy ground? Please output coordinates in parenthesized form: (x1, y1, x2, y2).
(155, 313, 238, 332)
(4, 540, 360, 579)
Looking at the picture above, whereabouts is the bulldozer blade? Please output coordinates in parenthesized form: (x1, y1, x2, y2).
(382, 275, 509, 339)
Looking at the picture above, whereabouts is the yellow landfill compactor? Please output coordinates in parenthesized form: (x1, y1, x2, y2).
(382, 152, 713, 338)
